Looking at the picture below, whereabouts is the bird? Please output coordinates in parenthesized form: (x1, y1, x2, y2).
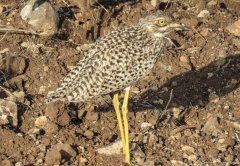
(46, 11, 190, 164)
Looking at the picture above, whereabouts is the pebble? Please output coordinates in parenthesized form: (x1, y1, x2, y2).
(131, 87, 141, 94)
(226, 120, 240, 131)
(15, 162, 23, 166)
(1, 160, 13, 166)
(202, 114, 220, 135)
(172, 107, 182, 119)
(181, 145, 195, 153)
(207, 73, 214, 78)
(186, 47, 201, 54)
(171, 160, 186, 165)
(44, 102, 65, 121)
(0, 48, 9, 54)
(184, 129, 192, 137)
(150, 0, 160, 8)
(208, 148, 219, 159)
(208, 92, 220, 103)
(97, 140, 122, 155)
(78, 156, 88, 164)
(171, 81, 178, 87)
(180, 55, 190, 63)
(131, 143, 146, 165)
(70, 0, 94, 11)
(0, 99, 18, 126)
(197, 10, 210, 18)
(216, 139, 228, 152)
(35, 116, 58, 135)
(0, 4, 4, 14)
(148, 132, 158, 146)
(45, 143, 77, 165)
(225, 154, 234, 162)
(43, 66, 48, 72)
(207, 0, 218, 6)
(161, 87, 168, 92)
(200, 28, 209, 36)
(36, 159, 43, 165)
(85, 111, 99, 122)
(232, 38, 240, 48)
(153, 99, 164, 105)
(180, 18, 199, 28)
(0, 56, 26, 77)
(45, 148, 61, 165)
(215, 58, 226, 67)
(226, 20, 240, 37)
(150, 86, 158, 91)
(35, 116, 48, 127)
(84, 130, 94, 139)
(12, 91, 25, 103)
(187, 154, 197, 162)
(38, 86, 46, 94)
(218, 49, 227, 58)
(78, 109, 87, 119)
(141, 122, 153, 131)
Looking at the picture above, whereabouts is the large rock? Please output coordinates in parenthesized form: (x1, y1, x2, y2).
(45, 143, 77, 165)
(20, 0, 59, 36)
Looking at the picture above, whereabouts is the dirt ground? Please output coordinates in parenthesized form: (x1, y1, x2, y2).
(0, 0, 240, 165)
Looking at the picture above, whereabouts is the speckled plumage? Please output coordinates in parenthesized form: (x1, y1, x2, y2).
(47, 12, 175, 103)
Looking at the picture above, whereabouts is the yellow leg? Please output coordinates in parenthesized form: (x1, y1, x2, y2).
(113, 93, 126, 155)
(122, 87, 130, 164)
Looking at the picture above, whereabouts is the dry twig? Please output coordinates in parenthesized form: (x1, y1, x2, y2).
(0, 26, 38, 35)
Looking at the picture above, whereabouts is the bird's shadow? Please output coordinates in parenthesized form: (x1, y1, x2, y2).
(132, 54, 240, 114)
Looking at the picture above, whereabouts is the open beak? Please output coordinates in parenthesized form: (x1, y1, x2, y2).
(170, 23, 191, 31)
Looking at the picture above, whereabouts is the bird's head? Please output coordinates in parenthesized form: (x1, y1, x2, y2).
(140, 11, 190, 37)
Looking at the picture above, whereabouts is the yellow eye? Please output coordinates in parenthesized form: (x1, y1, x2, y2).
(158, 19, 167, 26)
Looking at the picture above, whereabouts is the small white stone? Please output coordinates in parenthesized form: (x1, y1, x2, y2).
(181, 145, 195, 153)
(180, 55, 190, 63)
(97, 140, 122, 155)
(207, 73, 214, 78)
(79, 156, 88, 163)
(218, 138, 225, 144)
(161, 87, 168, 92)
(0, 48, 10, 54)
(141, 122, 153, 131)
(172, 107, 182, 118)
(171, 81, 178, 87)
(197, 10, 210, 18)
(35, 116, 49, 127)
(15, 162, 23, 166)
(38, 86, 46, 94)
(226, 20, 240, 37)
(207, 0, 218, 6)
(150, 86, 158, 91)
(43, 66, 49, 72)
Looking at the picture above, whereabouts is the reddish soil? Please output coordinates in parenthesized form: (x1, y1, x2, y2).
(0, 0, 240, 165)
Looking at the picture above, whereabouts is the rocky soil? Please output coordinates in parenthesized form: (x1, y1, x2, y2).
(0, 0, 240, 165)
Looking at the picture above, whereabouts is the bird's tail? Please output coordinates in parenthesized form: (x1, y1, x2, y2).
(46, 88, 67, 103)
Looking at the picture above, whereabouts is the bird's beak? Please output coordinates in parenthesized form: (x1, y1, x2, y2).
(170, 23, 191, 31)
